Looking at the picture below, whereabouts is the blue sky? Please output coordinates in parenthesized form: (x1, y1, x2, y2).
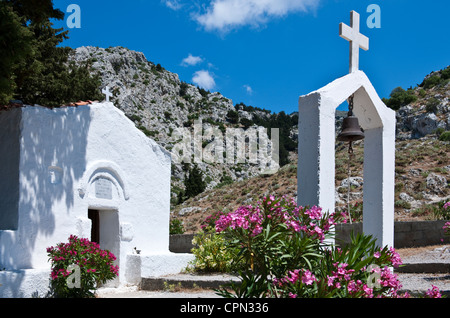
(53, 0, 449, 114)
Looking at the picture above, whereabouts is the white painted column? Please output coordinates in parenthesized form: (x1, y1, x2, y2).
(362, 126, 395, 248)
(298, 93, 336, 216)
(298, 93, 320, 208)
(354, 84, 396, 249)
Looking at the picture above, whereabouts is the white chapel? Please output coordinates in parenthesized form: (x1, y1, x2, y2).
(0, 101, 193, 297)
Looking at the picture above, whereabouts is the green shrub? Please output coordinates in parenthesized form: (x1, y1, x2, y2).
(412, 200, 450, 220)
(197, 86, 210, 97)
(226, 110, 239, 124)
(422, 75, 441, 89)
(441, 66, 450, 80)
(435, 127, 445, 138)
(179, 81, 189, 97)
(215, 174, 233, 188)
(187, 229, 241, 273)
(170, 218, 185, 234)
(425, 97, 440, 113)
(439, 131, 450, 141)
(138, 125, 157, 137)
(395, 200, 412, 209)
(382, 87, 417, 110)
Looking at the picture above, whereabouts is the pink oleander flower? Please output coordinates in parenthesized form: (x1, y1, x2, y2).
(347, 280, 357, 292)
(362, 284, 374, 298)
(327, 275, 335, 287)
(305, 206, 323, 220)
(425, 285, 442, 298)
(301, 270, 316, 285)
(215, 205, 264, 237)
(379, 266, 402, 291)
(443, 222, 450, 235)
(388, 247, 403, 268)
(274, 269, 317, 288)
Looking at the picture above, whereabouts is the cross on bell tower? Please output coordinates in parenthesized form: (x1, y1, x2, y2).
(339, 10, 369, 73)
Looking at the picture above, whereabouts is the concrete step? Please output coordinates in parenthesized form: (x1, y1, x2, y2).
(396, 262, 450, 274)
(140, 273, 240, 291)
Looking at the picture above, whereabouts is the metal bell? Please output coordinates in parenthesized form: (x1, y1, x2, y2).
(337, 116, 364, 142)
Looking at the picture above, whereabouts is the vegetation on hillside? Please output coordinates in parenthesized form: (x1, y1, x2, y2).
(382, 65, 450, 111)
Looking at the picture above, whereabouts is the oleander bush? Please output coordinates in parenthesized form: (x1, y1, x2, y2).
(47, 235, 119, 298)
(195, 195, 442, 298)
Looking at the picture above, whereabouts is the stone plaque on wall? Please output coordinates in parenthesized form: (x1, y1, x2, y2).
(95, 178, 112, 200)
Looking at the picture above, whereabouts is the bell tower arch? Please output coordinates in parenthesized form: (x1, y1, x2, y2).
(297, 71, 396, 248)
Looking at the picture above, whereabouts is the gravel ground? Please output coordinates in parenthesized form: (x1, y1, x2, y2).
(396, 244, 450, 296)
(397, 273, 450, 296)
(397, 245, 450, 264)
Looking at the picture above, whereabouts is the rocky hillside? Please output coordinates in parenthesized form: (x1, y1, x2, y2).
(69, 46, 449, 232)
(70, 46, 276, 200)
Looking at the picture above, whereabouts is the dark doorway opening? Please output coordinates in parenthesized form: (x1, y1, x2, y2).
(88, 209, 100, 244)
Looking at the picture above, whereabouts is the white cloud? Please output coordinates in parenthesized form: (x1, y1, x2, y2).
(195, 0, 320, 32)
(181, 54, 204, 66)
(243, 84, 253, 95)
(192, 70, 216, 90)
(163, 0, 183, 11)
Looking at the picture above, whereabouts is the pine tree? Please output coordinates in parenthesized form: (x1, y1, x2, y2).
(0, 0, 102, 106)
(0, 2, 35, 104)
(184, 164, 206, 199)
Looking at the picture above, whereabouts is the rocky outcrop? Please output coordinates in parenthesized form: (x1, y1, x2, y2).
(396, 77, 450, 139)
